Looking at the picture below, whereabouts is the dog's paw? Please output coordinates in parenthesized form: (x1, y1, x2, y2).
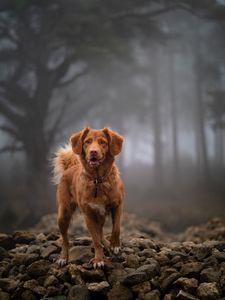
(111, 246, 120, 255)
(93, 261, 104, 269)
(90, 258, 104, 269)
(56, 258, 67, 267)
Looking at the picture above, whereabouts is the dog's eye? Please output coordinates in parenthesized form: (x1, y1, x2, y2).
(99, 140, 106, 145)
(85, 139, 92, 144)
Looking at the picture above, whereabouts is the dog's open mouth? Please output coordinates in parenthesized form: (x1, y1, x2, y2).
(88, 157, 104, 167)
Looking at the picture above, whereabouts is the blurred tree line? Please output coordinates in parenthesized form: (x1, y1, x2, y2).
(0, 0, 225, 231)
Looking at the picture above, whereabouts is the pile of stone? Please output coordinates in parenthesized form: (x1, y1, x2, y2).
(0, 221, 225, 300)
(33, 212, 170, 241)
(178, 218, 225, 243)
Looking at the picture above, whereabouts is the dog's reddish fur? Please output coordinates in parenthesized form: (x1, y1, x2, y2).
(53, 127, 124, 268)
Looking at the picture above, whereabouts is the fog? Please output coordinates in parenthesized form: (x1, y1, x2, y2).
(0, 0, 225, 232)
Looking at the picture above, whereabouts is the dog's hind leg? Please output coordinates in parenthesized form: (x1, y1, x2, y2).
(110, 203, 122, 254)
(56, 176, 76, 266)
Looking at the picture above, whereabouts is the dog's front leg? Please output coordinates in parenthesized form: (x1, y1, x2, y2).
(84, 214, 105, 268)
(110, 203, 122, 254)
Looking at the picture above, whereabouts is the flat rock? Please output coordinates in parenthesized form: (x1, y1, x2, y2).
(44, 275, 59, 287)
(176, 290, 199, 300)
(137, 261, 160, 277)
(13, 231, 36, 244)
(143, 289, 160, 300)
(107, 266, 127, 285)
(69, 246, 93, 264)
(0, 233, 15, 249)
(0, 290, 10, 300)
(197, 282, 220, 300)
(122, 271, 148, 286)
(41, 245, 58, 258)
(200, 268, 220, 283)
(68, 285, 91, 300)
(87, 281, 110, 293)
(78, 267, 105, 282)
(27, 260, 51, 278)
(23, 279, 46, 295)
(125, 254, 140, 268)
(12, 253, 39, 265)
(174, 277, 198, 293)
(0, 247, 9, 259)
(107, 284, 133, 300)
(21, 290, 38, 300)
(0, 278, 19, 293)
(180, 262, 203, 277)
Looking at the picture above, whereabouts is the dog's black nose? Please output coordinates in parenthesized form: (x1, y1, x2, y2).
(90, 150, 98, 156)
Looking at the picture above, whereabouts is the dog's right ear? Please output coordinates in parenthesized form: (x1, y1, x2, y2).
(70, 127, 90, 155)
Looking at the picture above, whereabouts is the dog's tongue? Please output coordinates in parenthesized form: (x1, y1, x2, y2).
(89, 158, 100, 167)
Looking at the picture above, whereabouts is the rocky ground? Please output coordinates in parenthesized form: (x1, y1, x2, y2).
(0, 214, 225, 300)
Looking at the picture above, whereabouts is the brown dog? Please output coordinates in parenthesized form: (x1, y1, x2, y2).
(52, 127, 124, 268)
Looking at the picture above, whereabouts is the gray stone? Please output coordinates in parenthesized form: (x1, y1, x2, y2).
(44, 275, 59, 287)
(197, 282, 220, 300)
(0, 247, 9, 259)
(78, 267, 105, 282)
(13, 253, 39, 265)
(21, 290, 37, 300)
(23, 279, 46, 295)
(191, 244, 211, 260)
(137, 262, 160, 277)
(143, 289, 160, 300)
(27, 260, 51, 278)
(131, 281, 151, 297)
(129, 238, 156, 250)
(163, 294, 174, 300)
(68, 285, 91, 300)
(161, 272, 180, 292)
(125, 254, 140, 268)
(0, 233, 14, 250)
(107, 284, 133, 300)
(41, 245, 58, 258)
(176, 290, 199, 300)
(200, 268, 220, 283)
(87, 281, 110, 293)
(27, 245, 41, 254)
(0, 290, 10, 300)
(0, 278, 19, 292)
(46, 286, 60, 296)
(122, 271, 148, 286)
(13, 231, 36, 244)
(174, 277, 198, 293)
(107, 266, 127, 285)
(212, 250, 225, 262)
(180, 262, 203, 277)
(69, 246, 93, 264)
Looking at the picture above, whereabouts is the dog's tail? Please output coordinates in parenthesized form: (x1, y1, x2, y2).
(52, 144, 77, 185)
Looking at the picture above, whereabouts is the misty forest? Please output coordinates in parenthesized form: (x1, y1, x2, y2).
(0, 0, 225, 233)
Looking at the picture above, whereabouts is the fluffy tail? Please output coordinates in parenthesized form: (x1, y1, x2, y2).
(52, 144, 77, 184)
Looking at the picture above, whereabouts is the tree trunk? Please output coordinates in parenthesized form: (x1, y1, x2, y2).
(151, 46, 163, 187)
(193, 32, 210, 182)
(168, 48, 180, 185)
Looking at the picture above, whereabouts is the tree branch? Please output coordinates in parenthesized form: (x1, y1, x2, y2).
(0, 99, 23, 124)
(0, 144, 23, 153)
(110, 4, 178, 20)
(0, 124, 20, 139)
(47, 95, 73, 145)
(58, 65, 89, 87)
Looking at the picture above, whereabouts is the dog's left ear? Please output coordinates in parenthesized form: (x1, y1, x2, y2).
(103, 128, 124, 156)
(70, 127, 90, 155)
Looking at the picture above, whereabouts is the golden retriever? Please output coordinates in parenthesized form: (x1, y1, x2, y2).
(52, 127, 124, 268)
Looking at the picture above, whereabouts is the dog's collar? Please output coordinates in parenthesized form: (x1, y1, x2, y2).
(82, 167, 112, 198)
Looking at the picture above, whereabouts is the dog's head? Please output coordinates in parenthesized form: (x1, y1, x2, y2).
(70, 127, 123, 168)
